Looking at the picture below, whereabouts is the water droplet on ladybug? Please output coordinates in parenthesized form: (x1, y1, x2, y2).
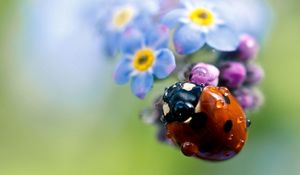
(216, 100, 225, 108)
(219, 87, 230, 94)
(228, 134, 234, 141)
(237, 116, 244, 124)
(181, 142, 198, 157)
(235, 139, 245, 149)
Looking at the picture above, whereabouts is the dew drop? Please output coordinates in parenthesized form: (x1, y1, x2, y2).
(216, 100, 225, 108)
(235, 139, 245, 149)
(209, 86, 219, 93)
(237, 116, 244, 124)
(181, 142, 198, 157)
(228, 134, 234, 141)
(219, 87, 230, 95)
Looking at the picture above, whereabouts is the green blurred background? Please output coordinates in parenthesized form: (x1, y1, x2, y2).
(0, 0, 300, 175)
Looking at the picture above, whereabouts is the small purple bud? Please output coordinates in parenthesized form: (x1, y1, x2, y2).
(219, 62, 246, 89)
(245, 64, 265, 85)
(237, 34, 259, 61)
(189, 63, 220, 86)
(234, 88, 254, 110)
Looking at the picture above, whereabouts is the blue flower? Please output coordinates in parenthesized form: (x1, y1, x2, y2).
(162, 0, 240, 55)
(98, 1, 159, 57)
(113, 25, 176, 99)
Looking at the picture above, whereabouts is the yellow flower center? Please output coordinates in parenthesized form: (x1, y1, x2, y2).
(133, 48, 156, 72)
(189, 8, 214, 26)
(112, 6, 135, 29)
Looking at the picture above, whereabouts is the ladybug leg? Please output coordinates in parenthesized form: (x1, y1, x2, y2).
(181, 142, 199, 157)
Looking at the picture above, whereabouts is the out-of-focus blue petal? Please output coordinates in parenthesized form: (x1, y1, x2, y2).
(120, 28, 144, 54)
(130, 13, 153, 32)
(131, 72, 153, 99)
(158, 0, 181, 16)
(103, 31, 121, 57)
(145, 25, 169, 49)
(214, 0, 272, 42)
(153, 49, 176, 79)
(113, 57, 133, 85)
(206, 25, 239, 51)
(135, 0, 159, 15)
(173, 25, 205, 55)
(161, 9, 186, 28)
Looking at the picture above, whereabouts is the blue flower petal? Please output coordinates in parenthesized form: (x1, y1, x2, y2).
(161, 9, 186, 28)
(153, 49, 176, 79)
(206, 25, 239, 51)
(103, 31, 121, 57)
(145, 25, 169, 49)
(173, 25, 206, 55)
(214, 0, 272, 42)
(113, 57, 133, 85)
(120, 28, 144, 55)
(131, 72, 153, 99)
(133, 13, 153, 32)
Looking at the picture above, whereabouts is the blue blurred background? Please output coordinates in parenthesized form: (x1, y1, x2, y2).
(0, 0, 300, 175)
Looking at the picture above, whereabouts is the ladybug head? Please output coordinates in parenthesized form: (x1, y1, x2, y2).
(161, 82, 204, 124)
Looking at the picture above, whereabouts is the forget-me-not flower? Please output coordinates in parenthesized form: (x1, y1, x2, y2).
(162, 0, 240, 55)
(99, 1, 159, 57)
(114, 25, 176, 99)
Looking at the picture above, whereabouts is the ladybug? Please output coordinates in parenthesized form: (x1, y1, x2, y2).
(161, 82, 250, 161)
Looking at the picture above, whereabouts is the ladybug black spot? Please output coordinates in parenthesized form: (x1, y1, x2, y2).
(190, 112, 208, 129)
(224, 120, 233, 133)
(223, 95, 231, 104)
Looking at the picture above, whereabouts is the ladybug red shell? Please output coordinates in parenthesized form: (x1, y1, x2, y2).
(162, 82, 249, 161)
